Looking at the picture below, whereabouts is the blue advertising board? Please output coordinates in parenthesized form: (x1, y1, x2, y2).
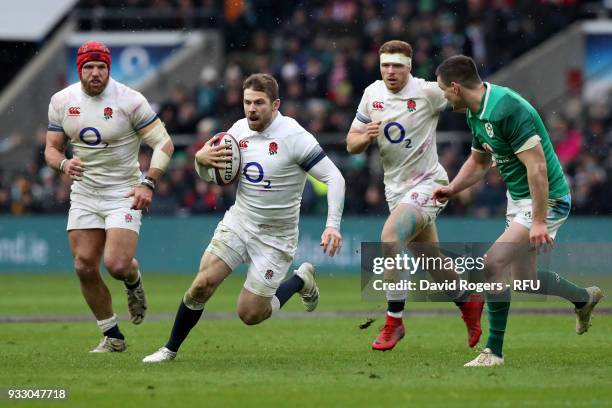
(0, 216, 609, 274)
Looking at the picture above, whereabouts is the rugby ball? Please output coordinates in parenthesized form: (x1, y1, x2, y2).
(195, 132, 241, 185)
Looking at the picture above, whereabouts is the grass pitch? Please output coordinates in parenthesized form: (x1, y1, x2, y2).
(1, 273, 611, 408)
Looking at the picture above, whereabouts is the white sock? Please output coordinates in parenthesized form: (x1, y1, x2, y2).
(270, 296, 281, 315)
(97, 314, 118, 333)
(385, 288, 407, 303)
(125, 269, 141, 286)
(183, 291, 205, 311)
(387, 311, 403, 319)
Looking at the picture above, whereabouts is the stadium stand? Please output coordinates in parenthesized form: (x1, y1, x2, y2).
(1, 0, 610, 217)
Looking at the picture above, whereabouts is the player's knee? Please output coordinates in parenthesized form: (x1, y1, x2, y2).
(237, 309, 266, 326)
(189, 277, 216, 302)
(383, 209, 421, 243)
(381, 225, 399, 242)
(74, 257, 99, 282)
(104, 258, 131, 280)
(483, 257, 508, 280)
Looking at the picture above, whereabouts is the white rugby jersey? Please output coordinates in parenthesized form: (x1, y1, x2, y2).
(226, 112, 326, 227)
(353, 76, 449, 204)
(48, 78, 158, 189)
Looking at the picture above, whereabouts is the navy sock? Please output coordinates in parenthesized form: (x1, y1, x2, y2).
(574, 300, 587, 309)
(124, 276, 141, 290)
(165, 300, 203, 352)
(275, 275, 304, 307)
(103, 324, 124, 340)
(388, 300, 405, 314)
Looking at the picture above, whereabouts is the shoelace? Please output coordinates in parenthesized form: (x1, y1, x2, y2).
(379, 323, 398, 341)
(96, 337, 115, 351)
(303, 291, 316, 299)
(475, 349, 496, 363)
(477, 352, 490, 363)
(128, 288, 146, 305)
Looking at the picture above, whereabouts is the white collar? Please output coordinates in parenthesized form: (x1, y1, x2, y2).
(251, 111, 283, 137)
(478, 82, 492, 120)
(386, 75, 414, 99)
(80, 78, 113, 99)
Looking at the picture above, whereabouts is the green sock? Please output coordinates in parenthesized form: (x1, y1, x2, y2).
(485, 290, 511, 357)
(518, 269, 589, 308)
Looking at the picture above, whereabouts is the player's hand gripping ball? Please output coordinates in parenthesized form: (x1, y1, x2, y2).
(195, 132, 242, 185)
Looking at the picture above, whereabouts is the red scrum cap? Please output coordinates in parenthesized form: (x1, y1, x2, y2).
(76, 41, 111, 78)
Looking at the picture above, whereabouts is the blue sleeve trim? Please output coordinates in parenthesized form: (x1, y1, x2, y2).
(356, 112, 371, 124)
(48, 124, 64, 132)
(300, 146, 326, 171)
(135, 114, 158, 131)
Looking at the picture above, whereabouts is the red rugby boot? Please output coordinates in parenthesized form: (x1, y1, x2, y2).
(371, 315, 405, 351)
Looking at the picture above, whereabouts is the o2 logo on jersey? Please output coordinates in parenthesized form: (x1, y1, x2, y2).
(79, 127, 108, 147)
(384, 122, 412, 148)
(243, 162, 272, 189)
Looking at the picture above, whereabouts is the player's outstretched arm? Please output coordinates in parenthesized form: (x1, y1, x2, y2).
(307, 156, 345, 257)
(44, 130, 84, 180)
(517, 143, 551, 248)
(432, 150, 492, 204)
(346, 122, 380, 154)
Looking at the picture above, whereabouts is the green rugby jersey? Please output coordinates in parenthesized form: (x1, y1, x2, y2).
(467, 83, 569, 200)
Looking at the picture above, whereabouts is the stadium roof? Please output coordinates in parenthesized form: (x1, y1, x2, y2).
(0, 0, 77, 41)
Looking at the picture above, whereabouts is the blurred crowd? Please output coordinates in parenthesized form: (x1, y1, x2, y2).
(2, 0, 610, 218)
(79, 0, 583, 134)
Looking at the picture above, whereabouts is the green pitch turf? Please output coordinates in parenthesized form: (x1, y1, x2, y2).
(1, 273, 611, 408)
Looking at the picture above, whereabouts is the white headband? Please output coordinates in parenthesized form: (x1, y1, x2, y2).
(380, 53, 412, 68)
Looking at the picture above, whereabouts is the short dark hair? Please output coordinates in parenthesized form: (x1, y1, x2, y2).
(243, 73, 279, 101)
(435, 55, 482, 88)
(379, 40, 413, 58)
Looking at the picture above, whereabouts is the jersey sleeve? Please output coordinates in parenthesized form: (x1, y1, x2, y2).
(352, 90, 371, 127)
(466, 114, 485, 152)
(129, 92, 158, 131)
(47, 94, 64, 132)
(423, 81, 448, 114)
(292, 131, 327, 171)
(471, 135, 486, 152)
(499, 103, 538, 153)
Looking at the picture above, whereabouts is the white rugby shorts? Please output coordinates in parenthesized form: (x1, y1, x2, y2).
(206, 209, 298, 297)
(388, 178, 448, 226)
(67, 184, 142, 233)
(505, 192, 571, 239)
